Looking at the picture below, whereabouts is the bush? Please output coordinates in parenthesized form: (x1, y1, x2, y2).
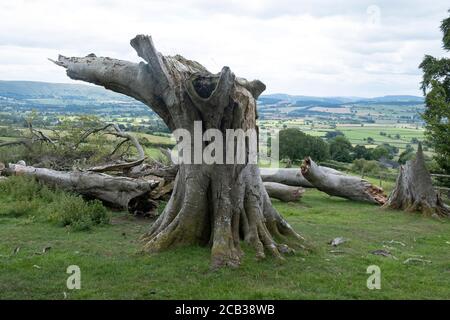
(46, 194, 109, 231)
(329, 136, 353, 163)
(279, 128, 330, 162)
(351, 159, 381, 177)
(0, 176, 110, 231)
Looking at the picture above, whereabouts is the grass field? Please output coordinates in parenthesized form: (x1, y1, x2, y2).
(259, 120, 425, 153)
(1, 177, 449, 300)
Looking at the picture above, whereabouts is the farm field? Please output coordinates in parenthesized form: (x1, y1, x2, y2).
(259, 120, 425, 153)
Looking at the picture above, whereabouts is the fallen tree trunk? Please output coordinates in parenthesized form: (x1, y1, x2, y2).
(3, 163, 159, 216)
(301, 157, 387, 205)
(130, 166, 304, 202)
(260, 167, 343, 188)
(263, 182, 304, 202)
(383, 144, 449, 217)
(260, 168, 313, 187)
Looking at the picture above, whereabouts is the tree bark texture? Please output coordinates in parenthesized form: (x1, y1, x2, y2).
(263, 182, 304, 202)
(260, 167, 343, 188)
(52, 35, 303, 268)
(301, 157, 387, 205)
(383, 144, 449, 217)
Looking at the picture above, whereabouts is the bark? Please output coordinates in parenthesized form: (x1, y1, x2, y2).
(52, 35, 304, 268)
(87, 158, 146, 173)
(130, 165, 303, 202)
(383, 144, 449, 217)
(260, 167, 343, 188)
(4, 163, 159, 215)
(263, 182, 304, 202)
(79, 123, 146, 173)
(0, 140, 33, 149)
(301, 157, 387, 205)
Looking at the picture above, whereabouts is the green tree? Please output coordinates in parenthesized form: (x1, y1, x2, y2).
(308, 136, 330, 161)
(369, 143, 399, 160)
(398, 148, 415, 164)
(419, 10, 450, 174)
(279, 128, 329, 162)
(351, 159, 381, 177)
(324, 130, 344, 140)
(329, 136, 353, 162)
(353, 145, 372, 160)
(371, 145, 391, 160)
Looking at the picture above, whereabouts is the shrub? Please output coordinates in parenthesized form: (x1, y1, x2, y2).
(0, 176, 110, 231)
(46, 194, 109, 231)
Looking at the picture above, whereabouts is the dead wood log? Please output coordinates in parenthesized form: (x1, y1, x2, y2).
(263, 182, 304, 202)
(301, 157, 387, 205)
(260, 168, 313, 187)
(51, 36, 305, 268)
(128, 165, 304, 203)
(87, 157, 147, 173)
(0, 122, 56, 149)
(260, 166, 343, 188)
(0, 139, 33, 149)
(382, 144, 449, 217)
(4, 163, 159, 216)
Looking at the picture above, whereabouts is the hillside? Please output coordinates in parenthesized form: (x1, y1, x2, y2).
(0, 80, 425, 130)
(0, 80, 424, 108)
(0, 80, 131, 101)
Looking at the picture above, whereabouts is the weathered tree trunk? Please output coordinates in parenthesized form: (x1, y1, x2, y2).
(260, 168, 313, 187)
(260, 167, 343, 188)
(52, 35, 303, 268)
(263, 182, 304, 202)
(383, 144, 449, 217)
(4, 163, 159, 215)
(301, 157, 387, 204)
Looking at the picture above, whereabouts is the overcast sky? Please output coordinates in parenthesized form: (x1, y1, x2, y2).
(0, 0, 449, 97)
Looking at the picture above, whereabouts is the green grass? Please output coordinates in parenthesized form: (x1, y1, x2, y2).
(0, 181, 449, 299)
(259, 120, 426, 153)
(137, 132, 174, 145)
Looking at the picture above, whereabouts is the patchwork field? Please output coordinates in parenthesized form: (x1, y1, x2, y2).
(259, 120, 425, 153)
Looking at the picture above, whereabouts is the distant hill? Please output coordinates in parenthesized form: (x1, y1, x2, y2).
(260, 93, 424, 106)
(0, 80, 132, 102)
(0, 80, 424, 118)
(0, 81, 424, 105)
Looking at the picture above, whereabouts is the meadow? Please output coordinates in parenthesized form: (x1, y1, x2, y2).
(1, 176, 449, 300)
(259, 120, 425, 154)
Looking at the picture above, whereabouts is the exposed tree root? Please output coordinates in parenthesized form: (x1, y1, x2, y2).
(140, 165, 306, 269)
(52, 34, 305, 268)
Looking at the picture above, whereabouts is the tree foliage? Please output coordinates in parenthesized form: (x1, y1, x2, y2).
(329, 135, 353, 162)
(279, 128, 329, 162)
(419, 11, 450, 174)
(324, 130, 344, 140)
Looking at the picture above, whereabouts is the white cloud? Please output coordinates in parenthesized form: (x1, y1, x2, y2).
(0, 0, 448, 96)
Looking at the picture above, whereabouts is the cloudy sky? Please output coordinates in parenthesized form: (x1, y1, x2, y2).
(0, 0, 449, 97)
